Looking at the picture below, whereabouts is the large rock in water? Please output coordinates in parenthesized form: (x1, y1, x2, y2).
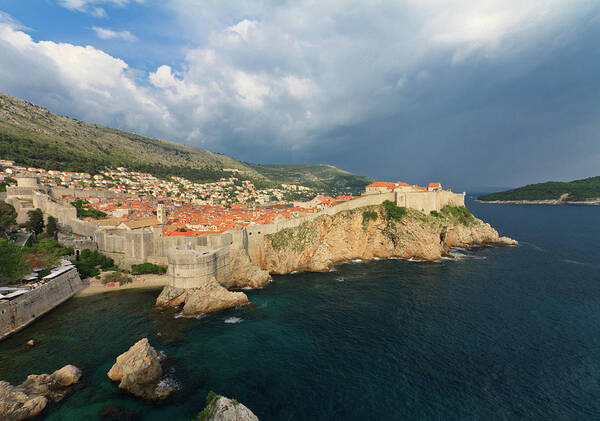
(198, 392, 259, 421)
(156, 277, 249, 316)
(107, 338, 173, 401)
(0, 365, 82, 420)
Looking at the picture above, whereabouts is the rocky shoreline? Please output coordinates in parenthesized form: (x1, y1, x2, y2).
(155, 205, 516, 317)
(260, 206, 517, 274)
(0, 365, 82, 420)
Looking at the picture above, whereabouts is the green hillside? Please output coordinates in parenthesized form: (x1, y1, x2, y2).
(0, 92, 370, 192)
(248, 163, 372, 194)
(478, 176, 600, 202)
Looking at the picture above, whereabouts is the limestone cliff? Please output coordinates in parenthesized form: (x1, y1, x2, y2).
(261, 206, 517, 274)
(227, 247, 271, 289)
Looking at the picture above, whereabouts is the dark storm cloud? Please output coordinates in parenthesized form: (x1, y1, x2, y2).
(1, 1, 599, 189)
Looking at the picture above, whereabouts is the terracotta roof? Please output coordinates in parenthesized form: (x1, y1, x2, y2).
(122, 216, 160, 229)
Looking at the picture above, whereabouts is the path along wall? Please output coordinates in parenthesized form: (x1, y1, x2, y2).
(0, 268, 84, 340)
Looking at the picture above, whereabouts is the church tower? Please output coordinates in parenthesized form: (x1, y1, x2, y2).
(157, 203, 167, 225)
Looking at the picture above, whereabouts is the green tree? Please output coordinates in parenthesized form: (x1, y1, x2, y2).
(0, 201, 17, 236)
(0, 239, 29, 284)
(46, 216, 58, 238)
(25, 208, 44, 234)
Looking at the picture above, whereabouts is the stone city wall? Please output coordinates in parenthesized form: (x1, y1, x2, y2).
(244, 190, 465, 265)
(396, 190, 465, 214)
(0, 268, 84, 341)
(49, 188, 137, 200)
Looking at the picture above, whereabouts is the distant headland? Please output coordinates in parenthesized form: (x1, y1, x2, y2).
(478, 176, 600, 205)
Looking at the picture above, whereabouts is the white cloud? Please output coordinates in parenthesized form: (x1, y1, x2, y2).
(90, 7, 107, 18)
(0, 21, 171, 136)
(1, 0, 596, 159)
(58, 0, 143, 16)
(92, 26, 137, 41)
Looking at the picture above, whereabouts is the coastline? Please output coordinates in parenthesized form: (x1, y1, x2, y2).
(477, 199, 600, 205)
(75, 274, 168, 297)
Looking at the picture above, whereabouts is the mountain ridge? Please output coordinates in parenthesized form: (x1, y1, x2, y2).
(0, 92, 372, 193)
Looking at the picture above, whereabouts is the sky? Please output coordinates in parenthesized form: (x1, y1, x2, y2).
(0, 0, 599, 191)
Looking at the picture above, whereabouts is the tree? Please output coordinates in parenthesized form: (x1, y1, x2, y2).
(26, 208, 44, 234)
(0, 239, 29, 284)
(0, 201, 17, 236)
(46, 216, 58, 238)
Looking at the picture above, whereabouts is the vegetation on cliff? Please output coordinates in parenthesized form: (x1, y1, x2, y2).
(381, 200, 407, 221)
(478, 176, 600, 202)
(267, 221, 319, 252)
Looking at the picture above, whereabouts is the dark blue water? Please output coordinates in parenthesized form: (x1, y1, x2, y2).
(1, 197, 599, 420)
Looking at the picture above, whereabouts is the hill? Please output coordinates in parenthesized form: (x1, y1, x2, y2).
(478, 176, 600, 203)
(0, 92, 371, 193)
(247, 163, 373, 194)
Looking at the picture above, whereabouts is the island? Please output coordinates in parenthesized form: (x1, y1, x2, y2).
(478, 176, 600, 204)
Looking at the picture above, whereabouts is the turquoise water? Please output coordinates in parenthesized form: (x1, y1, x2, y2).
(1, 197, 600, 420)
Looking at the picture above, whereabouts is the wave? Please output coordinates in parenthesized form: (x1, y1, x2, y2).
(562, 259, 589, 266)
(335, 277, 345, 282)
(224, 317, 243, 324)
(157, 376, 181, 390)
(195, 314, 207, 320)
(351, 259, 363, 263)
(174, 312, 183, 319)
(521, 241, 545, 252)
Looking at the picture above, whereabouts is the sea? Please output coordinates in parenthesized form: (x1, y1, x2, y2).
(1, 196, 599, 420)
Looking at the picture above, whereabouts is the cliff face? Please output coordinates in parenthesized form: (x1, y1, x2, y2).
(261, 206, 516, 274)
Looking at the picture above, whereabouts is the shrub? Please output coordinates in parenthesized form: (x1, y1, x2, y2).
(195, 391, 221, 421)
(381, 200, 407, 221)
(131, 263, 167, 275)
(102, 270, 132, 285)
(38, 268, 51, 278)
(362, 210, 378, 223)
(441, 205, 476, 225)
(71, 200, 107, 219)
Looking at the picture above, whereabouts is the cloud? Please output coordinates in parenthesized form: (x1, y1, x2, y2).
(58, 0, 143, 16)
(92, 26, 137, 41)
(0, 21, 170, 136)
(1, 0, 599, 186)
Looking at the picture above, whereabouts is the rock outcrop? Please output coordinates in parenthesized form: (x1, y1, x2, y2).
(156, 277, 249, 316)
(197, 392, 259, 421)
(107, 338, 173, 401)
(227, 247, 271, 289)
(0, 364, 82, 420)
(261, 206, 517, 273)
